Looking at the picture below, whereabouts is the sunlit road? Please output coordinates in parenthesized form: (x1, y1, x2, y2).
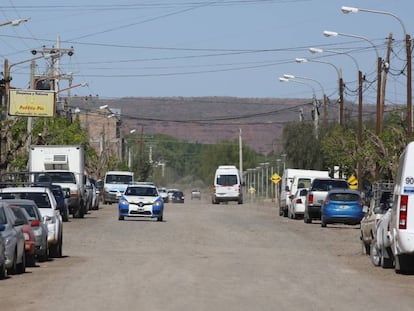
(2, 198, 414, 311)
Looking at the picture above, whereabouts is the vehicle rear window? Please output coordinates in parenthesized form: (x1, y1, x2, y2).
(216, 175, 238, 186)
(329, 193, 360, 202)
(1, 192, 52, 209)
(312, 180, 348, 191)
(10, 207, 29, 224)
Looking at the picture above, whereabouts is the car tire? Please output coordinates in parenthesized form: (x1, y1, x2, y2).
(49, 239, 62, 258)
(26, 254, 36, 267)
(0, 261, 6, 279)
(118, 215, 124, 221)
(8, 250, 17, 275)
(157, 215, 163, 222)
(16, 252, 26, 274)
(38, 247, 49, 262)
(370, 239, 381, 266)
(321, 220, 327, 227)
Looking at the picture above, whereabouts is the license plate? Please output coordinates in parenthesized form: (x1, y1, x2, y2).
(340, 205, 349, 209)
(137, 207, 144, 212)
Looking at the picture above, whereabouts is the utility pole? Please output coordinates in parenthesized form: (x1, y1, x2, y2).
(239, 128, 243, 184)
(380, 33, 393, 134)
(406, 34, 412, 136)
(339, 73, 344, 126)
(357, 70, 363, 192)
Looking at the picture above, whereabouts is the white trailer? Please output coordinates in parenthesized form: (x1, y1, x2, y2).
(279, 168, 329, 217)
(28, 145, 87, 218)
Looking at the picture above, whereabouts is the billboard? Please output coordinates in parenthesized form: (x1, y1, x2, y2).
(8, 89, 56, 117)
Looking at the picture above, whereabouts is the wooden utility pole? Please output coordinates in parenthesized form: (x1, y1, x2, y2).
(380, 33, 393, 133)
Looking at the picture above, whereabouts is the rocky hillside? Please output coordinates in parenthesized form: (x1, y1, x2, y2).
(70, 96, 378, 154)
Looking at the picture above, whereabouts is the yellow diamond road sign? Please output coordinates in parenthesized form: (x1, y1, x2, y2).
(347, 175, 358, 190)
(271, 173, 281, 184)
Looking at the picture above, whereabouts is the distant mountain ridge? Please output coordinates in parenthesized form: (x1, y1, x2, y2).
(71, 96, 379, 154)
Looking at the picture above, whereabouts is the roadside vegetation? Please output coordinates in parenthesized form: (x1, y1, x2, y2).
(0, 110, 410, 191)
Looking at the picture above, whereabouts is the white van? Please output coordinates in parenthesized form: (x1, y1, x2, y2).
(103, 171, 134, 204)
(377, 141, 414, 273)
(212, 165, 243, 204)
(279, 169, 329, 217)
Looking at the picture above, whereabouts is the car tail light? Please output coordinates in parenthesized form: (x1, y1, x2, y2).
(31, 220, 40, 227)
(308, 193, 314, 205)
(297, 198, 302, 204)
(399, 195, 408, 230)
(324, 197, 330, 205)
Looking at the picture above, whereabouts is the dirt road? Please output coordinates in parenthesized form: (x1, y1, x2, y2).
(1, 199, 414, 310)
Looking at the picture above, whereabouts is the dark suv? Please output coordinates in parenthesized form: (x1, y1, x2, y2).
(304, 178, 349, 223)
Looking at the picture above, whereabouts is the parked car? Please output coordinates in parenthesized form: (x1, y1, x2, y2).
(158, 187, 169, 203)
(3, 199, 49, 262)
(89, 177, 100, 210)
(0, 201, 26, 275)
(320, 189, 364, 228)
(51, 184, 70, 222)
(9, 205, 36, 267)
(304, 178, 350, 224)
(172, 191, 185, 203)
(167, 189, 179, 203)
(360, 182, 393, 255)
(370, 208, 393, 268)
(0, 186, 63, 258)
(0, 225, 7, 279)
(118, 184, 164, 221)
(288, 188, 308, 219)
(191, 189, 201, 200)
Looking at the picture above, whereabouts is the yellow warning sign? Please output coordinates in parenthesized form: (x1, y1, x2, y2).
(271, 173, 281, 184)
(347, 175, 358, 190)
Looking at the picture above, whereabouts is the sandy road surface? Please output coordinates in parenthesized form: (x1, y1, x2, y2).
(1, 199, 414, 311)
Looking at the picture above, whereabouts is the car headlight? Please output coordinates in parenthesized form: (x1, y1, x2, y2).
(154, 200, 162, 207)
(119, 199, 129, 206)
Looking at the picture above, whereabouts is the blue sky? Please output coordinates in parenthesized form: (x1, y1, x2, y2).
(0, 0, 413, 106)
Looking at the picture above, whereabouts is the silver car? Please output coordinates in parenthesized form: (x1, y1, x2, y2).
(0, 226, 6, 278)
(0, 202, 26, 275)
(3, 199, 49, 262)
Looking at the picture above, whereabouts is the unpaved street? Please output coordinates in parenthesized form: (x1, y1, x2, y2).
(1, 198, 414, 311)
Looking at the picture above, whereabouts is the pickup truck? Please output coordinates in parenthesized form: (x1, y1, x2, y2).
(304, 178, 350, 224)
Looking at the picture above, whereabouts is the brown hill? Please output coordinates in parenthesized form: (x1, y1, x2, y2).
(70, 96, 378, 154)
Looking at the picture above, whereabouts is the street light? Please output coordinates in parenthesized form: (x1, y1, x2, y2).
(295, 57, 339, 125)
(283, 74, 325, 129)
(309, 47, 360, 126)
(324, 30, 382, 136)
(279, 77, 314, 123)
(0, 17, 30, 27)
(341, 5, 411, 136)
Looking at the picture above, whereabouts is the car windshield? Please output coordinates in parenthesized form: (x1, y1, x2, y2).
(312, 180, 348, 191)
(10, 207, 29, 224)
(2, 192, 52, 209)
(216, 175, 238, 186)
(36, 172, 76, 184)
(329, 193, 360, 202)
(17, 204, 39, 220)
(125, 187, 157, 197)
(105, 175, 133, 184)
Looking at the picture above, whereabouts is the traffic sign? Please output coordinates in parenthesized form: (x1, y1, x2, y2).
(271, 173, 281, 184)
(347, 175, 358, 190)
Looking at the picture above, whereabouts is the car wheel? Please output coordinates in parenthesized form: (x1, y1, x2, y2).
(26, 253, 36, 267)
(0, 261, 6, 279)
(118, 215, 124, 221)
(370, 239, 381, 266)
(38, 247, 49, 262)
(8, 250, 17, 275)
(321, 220, 327, 227)
(16, 251, 26, 274)
(157, 215, 163, 222)
(49, 240, 61, 258)
(62, 209, 69, 222)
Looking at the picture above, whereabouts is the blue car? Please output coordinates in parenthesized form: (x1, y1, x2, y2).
(118, 184, 164, 221)
(321, 189, 364, 227)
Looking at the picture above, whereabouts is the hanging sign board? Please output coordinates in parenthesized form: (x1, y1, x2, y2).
(8, 89, 56, 117)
